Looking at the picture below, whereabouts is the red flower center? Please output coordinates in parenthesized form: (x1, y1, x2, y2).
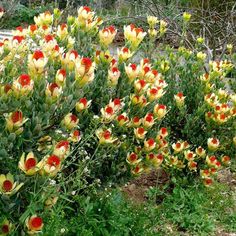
(139, 80, 146, 88)
(49, 83, 59, 93)
(33, 50, 44, 60)
(112, 67, 119, 73)
(150, 88, 158, 95)
(122, 47, 129, 53)
(147, 138, 155, 146)
(81, 57, 92, 72)
(191, 162, 197, 167)
(83, 6, 91, 12)
(160, 127, 167, 135)
(60, 23, 67, 30)
(117, 115, 125, 122)
(3, 180, 13, 192)
(4, 84, 12, 93)
(79, 98, 87, 106)
(205, 178, 213, 185)
(137, 127, 145, 135)
(210, 156, 216, 162)
(13, 36, 24, 43)
(130, 153, 137, 161)
(145, 115, 153, 122)
(143, 66, 150, 74)
(212, 138, 218, 144)
(1, 224, 9, 234)
(158, 104, 166, 110)
(113, 98, 121, 106)
(59, 69, 66, 77)
(157, 154, 163, 160)
(30, 216, 43, 229)
(176, 142, 181, 149)
(44, 34, 54, 43)
(54, 45, 59, 51)
(187, 153, 193, 158)
(11, 111, 23, 123)
(148, 153, 154, 159)
(70, 50, 79, 59)
(198, 147, 203, 153)
(143, 58, 149, 64)
(47, 155, 60, 167)
(70, 114, 78, 123)
(19, 74, 31, 87)
(56, 140, 69, 149)
(25, 158, 37, 170)
(30, 24, 37, 32)
(108, 25, 116, 33)
(73, 130, 80, 137)
(103, 130, 111, 139)
(16, 26, 23, 32)
(105, 106, 113, 115)
(177, 92, 183, 98)
(133, 117, 140, 123)
(130, 64, 137, 70)
(152, 70, 158, 76)
(42, 25, 48, 30)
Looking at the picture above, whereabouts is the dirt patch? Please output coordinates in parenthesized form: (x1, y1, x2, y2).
(217, 169, 236, 186)
(122, 169, 171, 203)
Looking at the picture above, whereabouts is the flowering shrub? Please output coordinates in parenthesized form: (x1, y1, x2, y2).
(0, 6, 235, 234)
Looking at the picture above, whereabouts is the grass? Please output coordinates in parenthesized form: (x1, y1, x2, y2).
(41, 179, 235, 235)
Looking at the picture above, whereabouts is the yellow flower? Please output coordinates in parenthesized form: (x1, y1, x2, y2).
(153, 104, 167, 120)
(107, 67, 120, 86)
(147, 16, 158, 28)
(195, 146, 206, 157)
(183, 12, 191, 22)
(226, 44, 233, 53)
(99, 26, 117, 48)
(126, 152, 141, 165)
(125, 63, 139, 83)
(124, 24, 147, 50)
(197, 51, 207, 61)
(148, 29, 158, 38)
(172, 142, 184, 153)
(5, 111, 28, 134)
(39, 155, 62, 177)
(12, 74, 34, 96)
(117, 47, 133, 62)
(25, 215, 43, 235)
(174, 92, 185, 108)
(159, 20, 167, 36)
(75, 57, 95, 86)
(28, 50, 48, 74)
(207, 138, 220, 151)
(0, 173, 23, 196)
(196, 37, 204, 44)
(18, 152, 42, 176)
(95, 128, 117, 144)
(61, 113, 79, 130)
(0, 219, 13, 235)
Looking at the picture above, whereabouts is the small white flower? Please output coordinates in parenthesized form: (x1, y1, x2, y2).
(71, 191, 76, 195)
(49, 179, 56, 185)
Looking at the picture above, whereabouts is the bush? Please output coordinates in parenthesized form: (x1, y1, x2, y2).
(0, 6, 235, 234)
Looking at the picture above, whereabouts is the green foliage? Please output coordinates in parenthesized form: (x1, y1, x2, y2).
(0, 4, 54, 29)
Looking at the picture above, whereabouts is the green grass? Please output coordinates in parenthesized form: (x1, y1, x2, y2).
(41, 180, 235, 235)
